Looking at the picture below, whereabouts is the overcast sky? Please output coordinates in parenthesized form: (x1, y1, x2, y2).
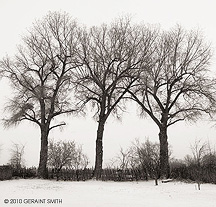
(0, 0, 216, 167)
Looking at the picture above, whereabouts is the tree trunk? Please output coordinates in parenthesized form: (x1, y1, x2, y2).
(159, 126, 170, 178)
(155, 178, 158, 186)
(94, 119, 105, 179)
(38, 126, 49, 179)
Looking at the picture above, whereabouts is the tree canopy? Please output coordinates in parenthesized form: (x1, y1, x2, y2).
(74, 18, 157, 178)
(127, 25, 215, 177)
(0, 11, 82, 178)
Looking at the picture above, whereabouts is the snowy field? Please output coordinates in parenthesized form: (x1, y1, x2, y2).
(0, 179, 216, 207)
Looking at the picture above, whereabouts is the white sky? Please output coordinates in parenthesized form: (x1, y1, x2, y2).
(0, 0, 216, 167)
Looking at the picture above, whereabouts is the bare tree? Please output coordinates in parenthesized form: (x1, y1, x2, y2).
(185, 139, 207, 190)
(133, 139, 160, 185)
(75, 18, 156, 178)
(115, 147, 133, 171)
(48, 139, 89, 180)
(9, 143, 25, 169)
(0, 12, 81, 178)
(69, 144, 89, 181)
(127, 25, 215, 178)
(202, 144, 216, 181)
(47, 139, 76, 180)
(71, 145, 89, 170)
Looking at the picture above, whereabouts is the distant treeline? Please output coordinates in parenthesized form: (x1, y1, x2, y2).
(4, 163, 216, 184)
(0, 165, 12, 180)
(171, 161, 216, 184)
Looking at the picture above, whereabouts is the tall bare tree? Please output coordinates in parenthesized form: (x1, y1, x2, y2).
(127, 26, 215, 178)
(0, 12, 81, 178)
(75, 19, 156, 178)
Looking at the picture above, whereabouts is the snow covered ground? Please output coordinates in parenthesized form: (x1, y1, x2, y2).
(0, 179, 216, 207)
